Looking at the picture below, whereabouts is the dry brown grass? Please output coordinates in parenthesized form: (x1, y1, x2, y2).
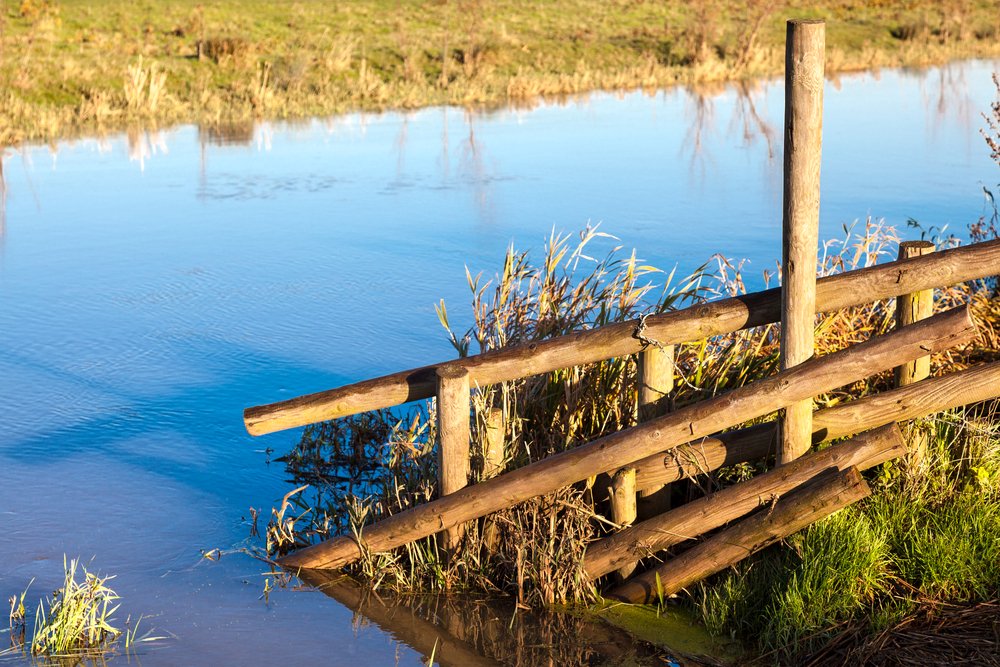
(262, 217, 999, 612)
(1, 1, 999, 145)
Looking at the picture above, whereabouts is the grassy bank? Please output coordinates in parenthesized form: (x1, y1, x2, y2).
(2, 0, 999, 145)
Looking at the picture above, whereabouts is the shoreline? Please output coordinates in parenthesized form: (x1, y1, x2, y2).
(6, 53, 999, 154)
(2, 1, 999, 146)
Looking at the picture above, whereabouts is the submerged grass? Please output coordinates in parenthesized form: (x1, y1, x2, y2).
(2, 0, 1000, 145)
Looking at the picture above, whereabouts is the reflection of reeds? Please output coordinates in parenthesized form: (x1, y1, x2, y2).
(300, 571, 671, 667)
(2, 2, 1000, 144)
(983, 73, 1000, 163)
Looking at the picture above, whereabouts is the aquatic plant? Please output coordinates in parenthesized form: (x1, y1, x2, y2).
(1, 556, 162, 662)
(30, 557, 125, 658)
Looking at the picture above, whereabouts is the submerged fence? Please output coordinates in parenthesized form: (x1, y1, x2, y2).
(243, 21, 1000, 603)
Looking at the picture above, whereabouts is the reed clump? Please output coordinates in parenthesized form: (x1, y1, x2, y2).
(2, 556, 160, 662)
(264, 214, 998, 620)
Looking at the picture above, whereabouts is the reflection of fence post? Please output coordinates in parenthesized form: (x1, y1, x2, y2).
(779, 18, 825, 465)
(895, 240, 935, 467)
(636, 345, 674, 518)
(437, 364, 471, 550)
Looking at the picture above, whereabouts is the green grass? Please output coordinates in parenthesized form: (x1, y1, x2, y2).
(1, 0, 999, 144)
(2, 556, 164, 662)
(694, 414, 1000, 662)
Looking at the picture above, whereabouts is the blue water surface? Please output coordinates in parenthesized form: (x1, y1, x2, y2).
(0, 59, 997, 665)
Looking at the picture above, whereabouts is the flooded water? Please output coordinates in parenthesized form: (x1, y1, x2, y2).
(1, 59, 998, 665)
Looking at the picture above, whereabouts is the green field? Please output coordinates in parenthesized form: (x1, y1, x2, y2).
(2, 0, 999, 144)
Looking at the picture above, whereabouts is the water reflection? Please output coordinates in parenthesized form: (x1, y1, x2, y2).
(1, 154, 6, 240)
(299, 571, 682, 667)
(126, 126, 169, 172)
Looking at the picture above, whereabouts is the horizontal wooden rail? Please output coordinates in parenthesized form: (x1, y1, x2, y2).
(608, 466, 870, 604)
(245, 239, 1000, 436)
(631, 360, 1000, 491)
(584, 424, 903, 580)
(277, 307, 974, 570)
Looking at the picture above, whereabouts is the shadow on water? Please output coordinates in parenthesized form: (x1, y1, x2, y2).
(298, 570, 722, 667)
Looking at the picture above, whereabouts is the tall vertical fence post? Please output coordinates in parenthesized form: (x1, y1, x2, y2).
(895, 240, 936, 466)
(779, 18, 825, 465)
(436, 364, 471, 550)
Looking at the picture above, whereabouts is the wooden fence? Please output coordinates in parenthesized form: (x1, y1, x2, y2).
(243, 20, 1000, 602)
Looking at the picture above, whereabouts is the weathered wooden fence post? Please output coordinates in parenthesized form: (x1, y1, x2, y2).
(481, 406, 505, 550)
(483, 406, 505, 478)
(437, 364, 471, 550)
(636, 345, 674, 518)
(779, 18, 825, 465)
(610, 344, 674, 577)
(895, 240, 936, 466)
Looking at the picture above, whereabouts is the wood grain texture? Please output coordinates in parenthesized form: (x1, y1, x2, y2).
(637, 345, 674, 421)
(609, 467, 638, 579)
(636, 344, 675, 518)
(780, 19, 825, 465)
(631, 360, 1000, 490)
(277, 307, 974, 571)
(437, 364, 471, 549)
(607, 466, 869, 604)
(584, 424, 902, 580)
(895, 241, 936, 386)
(244, 239, 1000, 436)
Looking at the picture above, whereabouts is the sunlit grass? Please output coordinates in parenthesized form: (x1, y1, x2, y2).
(2, 556, 164, 662)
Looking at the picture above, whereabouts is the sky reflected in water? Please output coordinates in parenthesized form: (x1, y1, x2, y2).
(0, 59, 998, 665)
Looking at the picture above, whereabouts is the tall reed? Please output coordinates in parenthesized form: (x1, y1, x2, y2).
(267, 218, 997, 613)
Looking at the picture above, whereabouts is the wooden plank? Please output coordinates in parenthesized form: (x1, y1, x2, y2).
(244, 239, 1000, 436)
(637, 345, 674, 421)
(437, 364, 471, 549)
(276, 306, 974, 571)
(630, 360, 1000, 491)
(780, 18, 825, 465)
(607, 466, 870, 604)
(584, 424, 902, 580)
